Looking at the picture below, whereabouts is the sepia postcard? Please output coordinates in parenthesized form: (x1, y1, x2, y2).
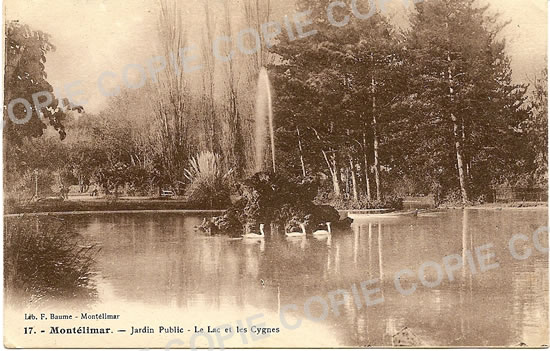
(2, 0, 549, 348)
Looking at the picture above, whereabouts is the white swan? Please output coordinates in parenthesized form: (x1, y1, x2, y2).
(243, 224, 265, 239)
(313, 222, 331, 236)
(285, 223, 306, 237)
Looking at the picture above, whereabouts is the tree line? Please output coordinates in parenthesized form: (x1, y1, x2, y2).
(270, 0, 546, 205)
(4, 0, 547, 207)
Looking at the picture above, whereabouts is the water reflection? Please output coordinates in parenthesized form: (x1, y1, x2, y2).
(5, 209, 548, 347)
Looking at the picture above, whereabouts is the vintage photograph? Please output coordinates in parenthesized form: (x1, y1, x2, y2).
(3, 0, 548, 348)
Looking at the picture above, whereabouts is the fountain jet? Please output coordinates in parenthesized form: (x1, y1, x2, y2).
(254, 67, 276, 173)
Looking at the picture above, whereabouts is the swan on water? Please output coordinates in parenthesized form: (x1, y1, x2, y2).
(243, 224, 265, 239)
(313, 222, 331, 236)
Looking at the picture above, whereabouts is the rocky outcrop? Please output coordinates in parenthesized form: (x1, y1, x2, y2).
(200, 172, 352, 236)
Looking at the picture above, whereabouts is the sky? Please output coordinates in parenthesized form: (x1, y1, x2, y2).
(5, 0, 548, 114)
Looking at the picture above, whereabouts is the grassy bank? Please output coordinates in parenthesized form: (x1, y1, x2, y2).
(4, 198, 226, 215)
(441, 201, 548, 210)
(5, 197, 546, 216)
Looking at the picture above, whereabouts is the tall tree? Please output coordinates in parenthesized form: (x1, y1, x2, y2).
(526, 69, 548, 185)
(221, 0, 247, 175)
(405, 0, 530, 203)
(4, 21, 72, 144)
(269, 0, 405, 201)
(154, 0, 194, 188)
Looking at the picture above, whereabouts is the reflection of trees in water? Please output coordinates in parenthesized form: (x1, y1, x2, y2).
(4, 217, 99, 307)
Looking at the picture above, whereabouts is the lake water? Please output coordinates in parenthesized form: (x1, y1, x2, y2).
(5, 208, 548, 348)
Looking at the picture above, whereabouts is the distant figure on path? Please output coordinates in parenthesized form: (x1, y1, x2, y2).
(60, 186, 69, 200)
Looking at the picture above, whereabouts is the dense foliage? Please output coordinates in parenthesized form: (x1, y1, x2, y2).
(4, 0, 547, 208)
(4, 218, 98, 306)
(269, 0, 543, 205)
(4, 21, 67, 143)
(201, 172, 346, 235)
